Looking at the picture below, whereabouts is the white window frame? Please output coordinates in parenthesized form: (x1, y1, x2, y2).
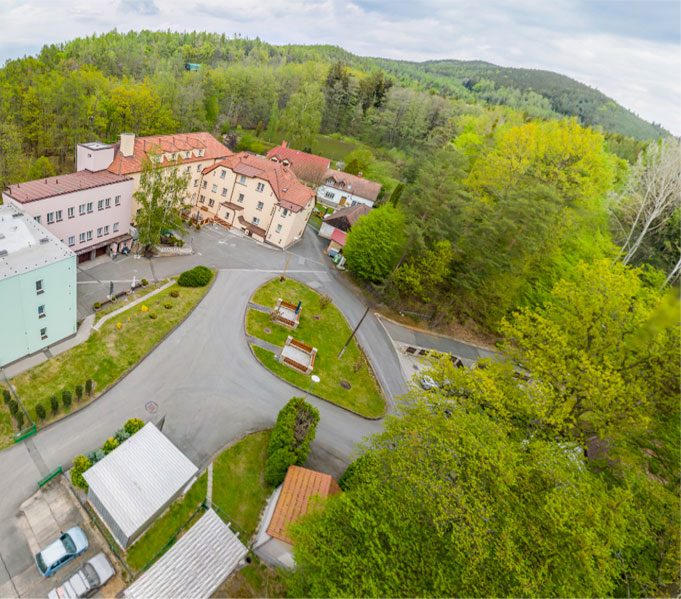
(68, 236, 75, 246)
(212, 184, 218, 193)
(47, 212, 54, 224)
(67, 207, 74, 218)
(256, 182, 265, 192)
(276, 224, 282, 233)
(113, 222, 119, 232)
(256, 201, 264, 211)
(79, 232, 85, 243)
(115, 195, 121, 206)
(86, 230, 92, 241)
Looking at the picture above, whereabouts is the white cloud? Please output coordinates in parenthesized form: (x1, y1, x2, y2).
(0, 0, 678, 133)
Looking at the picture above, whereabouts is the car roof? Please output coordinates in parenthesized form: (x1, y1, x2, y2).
(40, 539, 67, 565)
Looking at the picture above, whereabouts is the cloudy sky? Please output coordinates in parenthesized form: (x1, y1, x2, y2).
(1, 0, 679, 133)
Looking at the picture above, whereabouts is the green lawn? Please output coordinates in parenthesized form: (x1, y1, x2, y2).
(245, 131, 357, 163)
(3, 278, 213, 449)
(212, 430, 273, 539)
(248, 279, 385, 418)
(94, 279, 167, 323)
(126, 474, 208, 572)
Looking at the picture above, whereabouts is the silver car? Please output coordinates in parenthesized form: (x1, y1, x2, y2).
(47, 552, 115, 599)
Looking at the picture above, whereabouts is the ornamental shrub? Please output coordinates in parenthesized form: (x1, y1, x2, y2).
(114, 428, 130, 443)
(93, 302, 101, 310)
(170, 289, 179, 298)
(164, 303, 172, 309)
(264, 397, 320, 486)
(85, 379, 93, 396)
(177, 265, 213, 287)
(86, 449, 106, 463)
(71, 455, 92, 490)
(124, 418, 145, 435)
(62, 390, 72, 408)
(8, 399, 18, 416)
(149, 313, 157, 319)
(35, 403, 46, 421)
(75, 385, 83, 402)
(264, 448, 298, 487)
(2, 388, 10, 404)
(102, 437, 119, 454)
(50, 395, 59, 413)
(141, 278, 148, 286)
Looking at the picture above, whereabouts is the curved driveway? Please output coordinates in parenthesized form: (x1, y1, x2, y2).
(0, 226, 407, 591)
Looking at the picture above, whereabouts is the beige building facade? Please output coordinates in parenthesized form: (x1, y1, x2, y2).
(191, 152, 315, 249)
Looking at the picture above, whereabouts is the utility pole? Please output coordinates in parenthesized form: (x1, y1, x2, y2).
(338, 306, 370, 359)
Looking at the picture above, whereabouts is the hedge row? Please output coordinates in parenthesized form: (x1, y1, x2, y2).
(71, 418, 146, 490)
(264, 397, 320, 486)
(178, 265, 213, 287)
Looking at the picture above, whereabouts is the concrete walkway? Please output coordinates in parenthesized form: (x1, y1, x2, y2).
(93, 280, 175, 331)
(246, 335, 281, 355)
(247, 302, 272, 314)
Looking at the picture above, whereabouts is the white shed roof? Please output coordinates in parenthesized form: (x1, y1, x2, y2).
(124, 509, 248, 599)
(83, 423, 198, 539)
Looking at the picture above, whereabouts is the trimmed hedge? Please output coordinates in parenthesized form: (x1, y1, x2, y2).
(264, 397, 320, 486)
(177, 266, 213, 287)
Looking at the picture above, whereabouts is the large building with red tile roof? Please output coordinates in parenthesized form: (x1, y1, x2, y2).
(266, 142, 331, 185)
(192, 152, 316, 248)
(317, 168, 382, 210)
(102, 132, 231, 222)
(253, 466, 341, 568)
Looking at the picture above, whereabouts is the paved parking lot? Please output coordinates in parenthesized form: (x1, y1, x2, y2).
(4, 476, 123, 599)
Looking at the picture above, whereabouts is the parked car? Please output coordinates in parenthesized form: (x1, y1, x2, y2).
(419, 375, 439, 391)
(47, 552, 114, 599)
(35, 527, 88, 577)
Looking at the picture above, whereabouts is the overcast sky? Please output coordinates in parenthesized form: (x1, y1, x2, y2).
(1, 0, 679, 134)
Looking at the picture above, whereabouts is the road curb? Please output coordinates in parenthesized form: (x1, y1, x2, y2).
(26, 272, 219, 444)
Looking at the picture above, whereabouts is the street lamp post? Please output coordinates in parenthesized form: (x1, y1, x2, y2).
(280, 236, 300, 281)
(300, 374, 320, 406)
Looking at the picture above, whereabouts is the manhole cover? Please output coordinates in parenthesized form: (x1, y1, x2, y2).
(340, 380, 351, 390)
(263, 327, 272, 334)
(313, 315, 321, 320)
(145, 401, 158, 414)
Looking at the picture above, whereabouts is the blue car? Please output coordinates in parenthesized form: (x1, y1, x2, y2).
(35, 527, 88, 577)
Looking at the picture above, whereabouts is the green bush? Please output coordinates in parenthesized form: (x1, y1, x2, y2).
(115, 428, 130, 443)
(15, 411, 24, 429)
(93, 302, 101, 310)
(264, 397, 320, 486)
(177, 265, 213, 287)
(85, 379, 93, 396)
(141, 278, 149, 286)
(102, 437, 119, 454)
(87, 449, 106, 463)
(149, 313, 157, 319)
(170, 289, 179, 298)
(50, 395, 59, 413)
(2, 388, 10, 404)
(35, 403, 46, 421)
(124, 418, 145, 435)
(62, 389, 72, 408)
(71, 455, 92, 490)
(8, 399, 18, 416)
(164, 302, 172, 309)
(75, 385, 83, 402)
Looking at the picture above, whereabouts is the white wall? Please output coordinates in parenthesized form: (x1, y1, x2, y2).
(316, 184, 374, 209)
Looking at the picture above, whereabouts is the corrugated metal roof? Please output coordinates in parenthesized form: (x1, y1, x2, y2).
(83, 423, 198, 539)
(123, 509, 247, 599)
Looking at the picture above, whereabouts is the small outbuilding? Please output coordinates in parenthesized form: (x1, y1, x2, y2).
(253, 466, 341, 568)
(83, 422, 199, 549)
(123, 509, 247, 599)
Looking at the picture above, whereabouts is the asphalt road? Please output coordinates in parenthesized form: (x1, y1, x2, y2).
(0, 225, 407, 595)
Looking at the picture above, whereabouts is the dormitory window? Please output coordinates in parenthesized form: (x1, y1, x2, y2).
(276, 224, 282, 233)
(199, 195, 205, 203)
(256, 201, 264, 211)
(221, 188, 227, 197)
(220, 170, 226, 179)
(115, 195, 120, 206)
(98, 200, 103, 211)
(208, 199, 214, 207)
(97, 227, 102, 237)
(40, 327, 47, 340)
(35, 279, 44, 294)
(113, 222, 119, 232)
(194, 179, 198, 187)
(105, 198, 111, 208)
(55, 210, 62, 221)
(38, 304, 45, 318)
(202, 181, 207, 189)
(79, 204, 85, 215)
(47, 212, 54, 224)
(325, 191, 334, 199)
(196, 164, 201, 172)
(104, 225, 109, 235)
(68, 207, 74, 218)
(185, 152, 190, 159)
(87, 202, 93, 213)
(239, 175, 246, 184)
(237, 193, 244, 203)
(256, 182, 265, 192)
(282, 209, 288, 217)
(68, 236, 75, 246)
(79, 233, 85, 243)
(212, 184, 218, 193)
(86, 231, 92, 241)
(252, 217, 260, 225)
(34, 215, 41, 224)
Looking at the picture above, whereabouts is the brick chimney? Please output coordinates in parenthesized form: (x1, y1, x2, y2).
(120, 132, 135, 157)
(281, 140, 288, 148)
